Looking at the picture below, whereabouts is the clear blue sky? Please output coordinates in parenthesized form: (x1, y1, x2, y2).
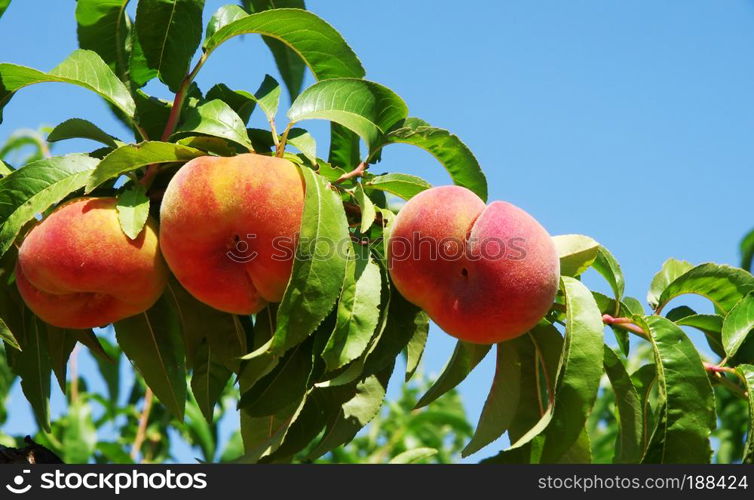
(1, 0, 753, 462)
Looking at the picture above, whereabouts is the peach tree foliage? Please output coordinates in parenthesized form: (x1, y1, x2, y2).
(0, 0, 752, 465)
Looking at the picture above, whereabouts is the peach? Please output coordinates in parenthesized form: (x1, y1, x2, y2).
(15, 197, 168, 329)
(159, 153, 304, 314)
(387, 186, 559, 344)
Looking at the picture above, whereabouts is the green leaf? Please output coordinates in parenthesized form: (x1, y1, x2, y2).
(205, 4, 247, 39)
(174, 99, 252, 150)
(0, 160, 12, 177)
(134, 0, 205, 91)
(10, 312, 52, 432)
(63, 399, 97, 463)
(133, 89, 170, 139)
(288, 79, 408, 150)
(375, 117, 487, 201)
(166, 281, 246, 373)
(592, 245, 625, 304)
(507, 278, 603, 462)
(86, 141, 203, 192)
(114, 295, 187, 420)
(0, 0, 10, 18)
(361, 291, 428, 378)
(243, 0, 307, 102)
(0, 49, 136, 122)
(673, 312, 725, 358)
(647, 258, 693, 311)
(0, 316, 20, 351)
(45, 327, 78, 392)
(722, 293, 754, 358)
(205, 84, 256, 124)
(552, 234, 600, 277)
(741, 228, 754, 272)
(637, 315, 715, 463)
(353, 184, 376, 233)
(191, 338, 232, 423)
(240, 336, 315, 417)
(48, 118, 121, 148)
(267, 166, 349, 355)
(364, 172, 432, 200)
(328, 123, 360, 169)
(237, 397, 306, 463)
(75, 0, 131, 81)
(463, 325, 562, 457)
(415, 341, 491, 409)
(655, 263, 754, 314)
(603, 346, 643, 463)
(285, 128, 316, 165)
(204, 8, 364, 84)
(537, 277, 604, 463)
(116, 185, 150, 240)
(251, 74, 281, 123)
(736, 364, 754, 464)
(0, 154, 99, 257)
(322, 244, 382, 371)
(405, 320, 428, 382)
(389, 447, 438, 464)
(238, 307, 278, 394)
(306, 367, 392, 460)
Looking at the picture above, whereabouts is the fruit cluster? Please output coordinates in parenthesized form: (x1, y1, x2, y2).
(15, 153, 559, 344)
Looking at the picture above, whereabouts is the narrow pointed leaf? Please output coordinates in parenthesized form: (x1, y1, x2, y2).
(736, 364, 754, 464)
(0, 154, 99, 257)
(204, 8, 364, 83)
(86, 141, 203, 191)
(205, 84, 256, 124)
(553, 234, 600, 277)
(592, 245, 625, 304)
(741, 228, 754, 272)
(243, 0, 307, 101)
(75, 0, 132, 81)
(288, 79, 408, 149)
(637, 315, 715, 463)
(364, 172, 431, 200)
(205, 4, 247, 39)
(134, 0, 205, 91)
(538, 277, 603, 463)
(655, 263, 754, 314)
(376, 117, 487, 201)
(416, 341, 491, 409)
(114, 295, 186, 420)
(0, 49, 136, 122)
(603, 346, 643, 463)
(647, 258, 694, 310)
(322, 244, 381, 371)
(191, 338, 232, 423)
(116, 185, 150, 240)
(174, 99, 252, 150)
(722, 293, 754, 358)
(269, 166, 349, 355)
(48, 118, 121, 148)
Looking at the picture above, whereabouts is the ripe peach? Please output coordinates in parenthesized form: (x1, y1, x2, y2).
(15, 197, 168, 329)
(159, 154, 304, 314)
(387, 186, 559, 344)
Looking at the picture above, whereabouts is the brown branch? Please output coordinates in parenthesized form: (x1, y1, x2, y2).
(130, 388, 154, 462)
(334, 162, 367, 184)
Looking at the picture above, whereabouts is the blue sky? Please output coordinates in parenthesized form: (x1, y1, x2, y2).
(1, 0, 753, 462)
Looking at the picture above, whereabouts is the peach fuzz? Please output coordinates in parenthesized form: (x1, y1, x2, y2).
(159, 153, 305, 315)
(387, 186, 560, 344)
(15, 197, 168, 329)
